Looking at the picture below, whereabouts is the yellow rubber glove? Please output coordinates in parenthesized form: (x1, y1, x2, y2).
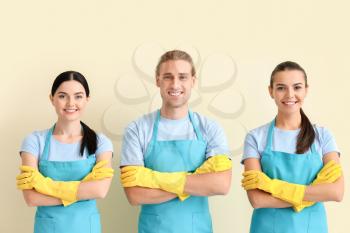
(179, 155, 232, 201)
(16, 166, 80, 206)
(120, 166, 187, 196)
(82, 160, 114, 182)
(59, 160, 115, 206)
(293, 160, 342, 212)
(242, 170, 306, 206)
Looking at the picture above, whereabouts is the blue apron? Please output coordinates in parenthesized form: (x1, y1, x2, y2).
(139, 110, 213, 233)
(34, 127, 101, 233)
(250, 120, 327, 233)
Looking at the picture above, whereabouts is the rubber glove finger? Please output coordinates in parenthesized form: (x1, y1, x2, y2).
(319, 160, 337, 174)
(93, 167, 115, 174)
(17, 183, 33, 190)
(93, 173, 114, 180)
(322, 164, 341, 177)
(324, 169, 342, 183)
(121, 181, 137, 188)
(120, 169, 138, 179)
(16, 172, 33, 180)
(93, 160, 109, 170)
(19, 165, 37, 173)
(16, 177, 33, 185)
(242, 170, 260, 177)
(242, 178, 259, 187)
(242, 183, 258, 190)
(121, 166, 140, 173)
(121, 176, 137, 183)
(242, 174, 258, 182)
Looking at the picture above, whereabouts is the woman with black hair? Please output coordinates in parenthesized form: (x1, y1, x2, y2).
(16, 71, 114, 233)
(241, 61, 344, 233)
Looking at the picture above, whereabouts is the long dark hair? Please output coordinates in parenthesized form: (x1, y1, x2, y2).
(270, 61, 315, 154)
(51, 71, 97, 156)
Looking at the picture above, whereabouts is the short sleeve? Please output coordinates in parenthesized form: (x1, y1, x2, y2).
(204, 119, 231, 158)
(95, 134, 114, 157)
(241, 132, 260, 163)
(20, 132, 40, 158)
(318, 127, 340, 156)
(120, 122, 145, 166)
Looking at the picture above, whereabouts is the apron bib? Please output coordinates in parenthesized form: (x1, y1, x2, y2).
(139, 110, 213, 233)
(34, 127, 101, 233)
(250, 120, 327, 233)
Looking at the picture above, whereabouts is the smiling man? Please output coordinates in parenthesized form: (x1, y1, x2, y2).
(120, 50, 232, 233)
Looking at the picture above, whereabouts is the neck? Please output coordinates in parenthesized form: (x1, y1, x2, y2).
(54, 119, 82, 136)
(275, 111, 301, 130)
(160, 105, 189, 120)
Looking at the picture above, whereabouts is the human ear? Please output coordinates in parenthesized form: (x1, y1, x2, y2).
(268, 86, 274, 98)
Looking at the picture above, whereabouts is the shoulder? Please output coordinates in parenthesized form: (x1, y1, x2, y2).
(313, 125, 335, 142)
(96, 133, 112, 145)
(126, 111, 157, 132)
(246, 122, 270, 140)
(192, 112, 222, 130)
(23, 129, 50, 144)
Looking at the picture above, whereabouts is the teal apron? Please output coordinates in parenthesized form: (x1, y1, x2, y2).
(34, 127, 101, 233)
(250, 120, 327, 233)
(139, 110, 213, 233)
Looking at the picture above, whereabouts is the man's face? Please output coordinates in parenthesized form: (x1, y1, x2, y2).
(156, 59, 195, 110)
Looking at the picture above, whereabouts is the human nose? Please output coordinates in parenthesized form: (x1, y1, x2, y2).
(67, 96, 75, 106)
(170, 77, 180, 88)
(286, 87, 294, 98)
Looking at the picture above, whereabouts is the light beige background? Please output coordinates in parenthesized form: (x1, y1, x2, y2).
(1, 0, 349, 232)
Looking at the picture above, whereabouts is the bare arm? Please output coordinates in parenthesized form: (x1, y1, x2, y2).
(243, 158, 292, 209)
(20, 151, 113, 207)
(184, 169, 231, 196)
(303, 152, 344, 202)
(124, 187, 176, 206)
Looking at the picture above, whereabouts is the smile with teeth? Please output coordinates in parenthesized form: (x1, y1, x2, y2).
(168, 91, 183, 96)
(282, 101, 297, 105)
(64, 109, 78, 113)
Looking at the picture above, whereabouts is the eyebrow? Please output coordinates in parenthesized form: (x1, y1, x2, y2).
(162, 72, 189, 76)
(57, 92, 85, 95)
(275, 83, 303, 86)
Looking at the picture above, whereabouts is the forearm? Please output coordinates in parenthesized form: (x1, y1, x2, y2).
(304, 176, 344, 202)
(246, 189, 292, 209)
(184, 169, 231, 196)
(22, 190, 62, 207)
(77, 178, 112, 200)
(124, 187, 176, 206)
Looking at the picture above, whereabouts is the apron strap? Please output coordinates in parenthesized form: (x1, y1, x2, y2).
(150, 110, 161, 143)
(265, 119, 275, 152)
(189, 111, 204, 141)
(42, 126, 54, 161)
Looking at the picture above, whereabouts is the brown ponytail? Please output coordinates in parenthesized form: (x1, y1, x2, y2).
(270, 61, 315, 154)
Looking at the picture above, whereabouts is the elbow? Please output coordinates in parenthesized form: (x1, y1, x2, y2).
(126, 195, 141, 206)
(247, 191, 263, 209)
(333, 189, 344, 202)
(215, 180, 231, 195)
(95, 187, 110, 199)
(23, 191, 38, 207)
(214, 170, 232, 195)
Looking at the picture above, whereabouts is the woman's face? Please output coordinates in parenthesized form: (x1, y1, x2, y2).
(269, 70, 308, 115)
(50, 80, 89, 122)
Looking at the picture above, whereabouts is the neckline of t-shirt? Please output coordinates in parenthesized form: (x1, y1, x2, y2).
(51, 135, 81, 145)
(160, 115, 190, 124)
(274, 126, 300, 133)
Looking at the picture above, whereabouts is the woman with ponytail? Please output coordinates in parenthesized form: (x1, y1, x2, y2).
(241, 61, 344, 233)
(16, 71, 114, 233)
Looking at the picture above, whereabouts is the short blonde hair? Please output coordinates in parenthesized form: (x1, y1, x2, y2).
(155, 50, 196, 76)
